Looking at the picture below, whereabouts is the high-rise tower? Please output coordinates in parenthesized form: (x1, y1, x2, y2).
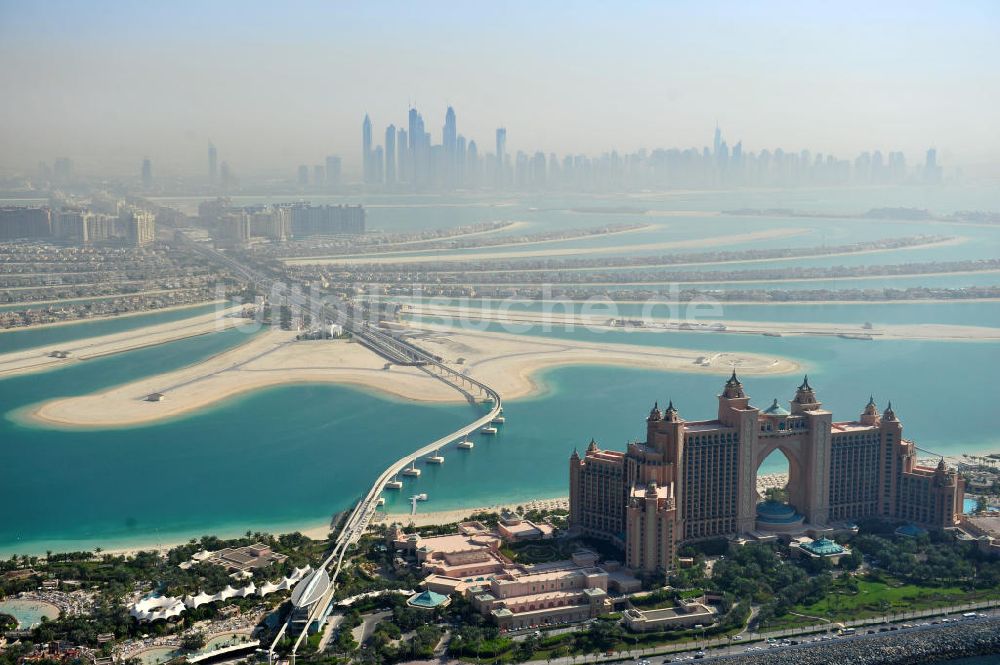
(141, 158, 152, 189)
(385, 125, 396, 186)
(495, 127, 507, 188)
(208, 143, 218, 185)
(362, 114, 373, 184)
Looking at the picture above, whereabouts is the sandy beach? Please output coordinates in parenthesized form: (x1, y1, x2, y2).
(402, 302, 1000, 341)
(284, 227, 805, 265)
(0, 304, 250, 377)
(27, 321, 798, 428)
(361, 236, 965, 274)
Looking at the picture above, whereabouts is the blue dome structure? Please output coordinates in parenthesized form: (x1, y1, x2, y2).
(755, 500, 805, 532)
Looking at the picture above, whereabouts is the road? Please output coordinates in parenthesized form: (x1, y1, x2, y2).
(190, 244, 504, 663)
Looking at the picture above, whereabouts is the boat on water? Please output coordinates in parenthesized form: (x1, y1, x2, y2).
(480, 426, 498, 435)
(457, 439, 475, 449)
(416, 493, 428, 501)
(402, 463, 422, 477)
(377, 497, 386, 506)
(426, 449, 444, 464)
(385, 476, 403, 489)
(491, 415, 506, 424)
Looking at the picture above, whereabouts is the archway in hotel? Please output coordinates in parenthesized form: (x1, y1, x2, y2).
(751, 445, 807, 533)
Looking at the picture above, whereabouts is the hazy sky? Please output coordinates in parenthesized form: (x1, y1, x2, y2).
(1, 1, 998, 178)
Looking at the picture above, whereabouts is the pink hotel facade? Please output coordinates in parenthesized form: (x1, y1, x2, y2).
(569, 373, 964, 573)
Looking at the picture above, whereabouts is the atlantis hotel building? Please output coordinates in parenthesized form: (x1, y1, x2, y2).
(569, 373, 964, 573)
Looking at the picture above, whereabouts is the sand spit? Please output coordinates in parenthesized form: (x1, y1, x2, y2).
(28, 323, 797, 428)
(0, 304, 249, 377)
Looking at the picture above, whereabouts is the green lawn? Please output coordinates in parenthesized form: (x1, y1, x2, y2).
(777, 577, 1000, 627)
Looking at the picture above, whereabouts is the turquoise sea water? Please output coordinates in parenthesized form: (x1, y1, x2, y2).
(0, 329, 473, 554)
(1, 314, 997, 554)
(2, 187, 999, 555)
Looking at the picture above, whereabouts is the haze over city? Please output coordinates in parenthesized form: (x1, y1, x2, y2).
(2, 3, 1000, 665)
(1, 1, 999, 178)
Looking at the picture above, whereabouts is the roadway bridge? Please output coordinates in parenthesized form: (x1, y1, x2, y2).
(277, 333, 502, 662)
(185, 244, 503, 664)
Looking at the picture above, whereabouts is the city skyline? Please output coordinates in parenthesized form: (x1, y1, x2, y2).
(0, 1, 998, 178)
(350, 104, 944, 192)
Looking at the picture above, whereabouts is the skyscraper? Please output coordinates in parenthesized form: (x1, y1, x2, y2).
(325, 155, 341, 190)
(443, 106, 457, 185)
(467, 139, 478, 187)
(362, 113, 373, 184)
(297, 165, 309, 187)
(219, 161, 233, 190)
(455, 135, 467, 187)
(373, 146, 384, 185)
(385, 124, 396, 186)
(141, 158, 152, 189)
(495, 128, 507, 188)
(443, 106, 457, 153)
(410, 108, 429, 186)
(397, 128, 408, 183)
(208, 143, 218, 185)
(924, 148, 941, 184)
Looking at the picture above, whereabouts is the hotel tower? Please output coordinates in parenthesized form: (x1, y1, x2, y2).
(569, 373, 964, 573)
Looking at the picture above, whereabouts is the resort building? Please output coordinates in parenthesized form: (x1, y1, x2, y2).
(623, 600, 717, 632)
(468, 552, 613, 631)
(569, 374, 964, 573)
(497, 515, 555, 541)
(179, 543, 288, 574)
(789, 537, 851, 564)
(388, 525, 638, 629)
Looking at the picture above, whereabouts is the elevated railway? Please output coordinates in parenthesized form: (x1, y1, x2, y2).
(186, 245, 503, 663)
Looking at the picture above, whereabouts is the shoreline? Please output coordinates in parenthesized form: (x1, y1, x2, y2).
(0, 495, 574, 558)
(284, 227, 806, 266)
(0, 304, 250, 378)
(361, 235, 967, 274)
(282, 223, 654, 262)
(0, 299, 226, 333)
(0, 290, 212, 312)
(398, 266, 1000, 287)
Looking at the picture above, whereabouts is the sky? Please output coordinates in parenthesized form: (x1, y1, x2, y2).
(0, 0, 998, 178)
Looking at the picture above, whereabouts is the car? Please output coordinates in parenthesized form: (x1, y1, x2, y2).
(732, 634, 744, 641)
